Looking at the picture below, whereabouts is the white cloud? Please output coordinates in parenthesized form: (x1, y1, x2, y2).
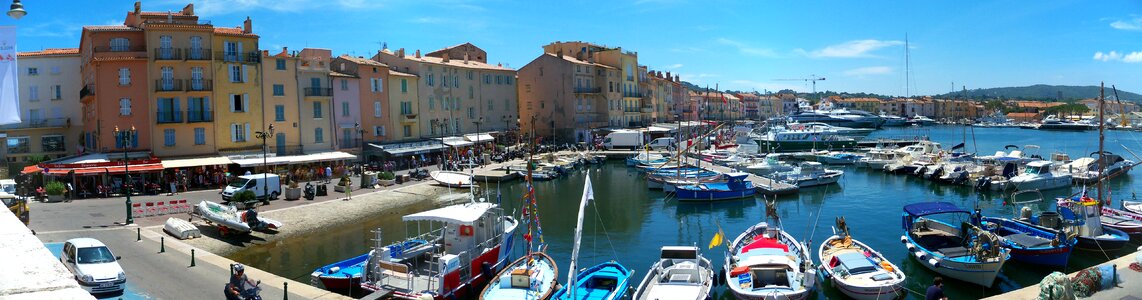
(800, 39, 903, 58)
(716, 38, 778, 57)
(185, 0, 383, 15)
(843, 66, 893, 77)
(1093, 50, 1142, 63)
(1094, 51, 1122, 61)
(665, 64, 683, 69)
(1110, 17, 1142, 31)
(1124, 52, 1142, 63)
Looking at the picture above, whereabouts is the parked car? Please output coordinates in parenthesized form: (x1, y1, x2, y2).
(222, 173, 282, 201)
(647, 137, 676, 150)
(59, 238, 126, 294)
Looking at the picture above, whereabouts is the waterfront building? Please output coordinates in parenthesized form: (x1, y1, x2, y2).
(737, 93, 760, 120)
(1006, 112, 1041, 122)
(539, 41, 640, 129)
(331, 55, 390, 152)
(933, 99, 981, 121)
(4, 49, 82, 169)
(688, 91, 740, 121)
(295, 48, 335, 153)
(517, 51, 614, 143)
(835, 98, 883, 114)
(261, 48, 302, 156)
(639, 69, 679, 124)
(1009, 100, 1064, 113)
(329, 71, 359, 153)
(387, 70, 421, 141)
(79, 14, 153, 155)
(211, 18, 263, 154)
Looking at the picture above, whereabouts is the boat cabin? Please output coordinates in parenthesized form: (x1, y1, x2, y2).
(1022, 161, 1054, 176)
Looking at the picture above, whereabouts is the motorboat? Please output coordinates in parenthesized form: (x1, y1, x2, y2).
(754, 125, 858, 153)
(857, 147, 896, 169)
(900, 202, 1009, 286)
(479, 251, 560, 300)
(1123, 200, 1142, 215)
(1007, 160, 1072, 191)
(797, 122, 876, 137)
(360, 199, 519, 299)
(517, 170, 558, 181)
(814, 151, 861, 165)
(1063, 152, 1135, 183)
(977, 193, 1075, 267)
(193, 200, 282, 235)
(1098, 206, 1142, 235)
(631, 246, 713, 300)
(818, 217, 906, 300)
(1038, 115, 1097, 131)
(773, 162, 843, 188)
(880, 114, 908, 127)
(906, 116, 936, 126)
(781, 111, 859, 128)
(550, 172, 632, 300)
(626, 153, 667, 167)
(744, 156, 795, 176)
(1051, 197, 1131, 252)
(430, 170, 474, 188)
(311, 253, 368, 293)
(724, 200, 816, 299)
(816, 109, 886, 129)
(882, 141, 941, 174)
(674, 172, 756, 201)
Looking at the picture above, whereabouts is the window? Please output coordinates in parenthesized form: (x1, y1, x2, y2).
(275, 59, 286, 70)
(194, 128, 205, 145)
(158, 35, 173, 59)
(400, 101, 412, 115)
(403, 125, 412, 137)
(229, 64, 244, 83)
(42, 135, 65, 152)
(313, 101, 322, 118)
(187, 97, 211, 122)
(495, 75, 502, 85)
(374, 101, 382, 117)
(157, 97, 181, 123)
(119, 68, 130, 85)
(374, 125, 385, 136)
(274, 105, 285, 121)
(467, 71, 473, 80)
(224, 41, 239, 61)
(400, 79, 407, 93)
(110, 38, 129, 51)
(453, 75, 459, 88)
(27, 67, 37, 76)
(340, 79, 348, 90)
(232, 123, 248, 142)
(504, 99, 509, 112)
(484, 74, 491, 84)
(119, 98, 132, 115)
(6, 137, 28, 154)
(468, 86, 474, 99)
(468, 107, 475, 119)
(230, 94, 247, 112)
(164, 129, 176, 146)
(427, 74, 434, 86)
(342, 101, 350, 116)
(488, 100, 493, 111)
(27, 86, 38, 101)
(50, 85, 61, 100)
(273, 84, 284, 96)
(314, 127, 324, 143)
(189, 36, 203, 59)
(371, 78, 383, 92)
(506, 76, 512, 85)
(428, 96, 434, 111)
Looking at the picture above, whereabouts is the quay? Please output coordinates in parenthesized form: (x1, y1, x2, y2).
(679, 156, 799, 195)
(984, 249, 1142, 299)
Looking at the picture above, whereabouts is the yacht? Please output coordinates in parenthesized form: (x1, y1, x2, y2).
(817, 108, 885, 128)
(880, 114, 909, 127)
(1007, 160, 1073, 191)
(1038, 115, 1097, 131)
(907, 115, 936, 126)
(796, 122, 875, 137)
(773, 162, 843, 188)
(883, 141, 942, 174)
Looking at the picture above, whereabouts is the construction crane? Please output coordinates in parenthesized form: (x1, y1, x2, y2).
(773, 75, 826, 95)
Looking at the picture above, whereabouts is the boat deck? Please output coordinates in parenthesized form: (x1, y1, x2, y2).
(679, 157, 799, 195)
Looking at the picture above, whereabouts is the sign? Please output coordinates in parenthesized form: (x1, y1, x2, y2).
(0, 27, 18, 125)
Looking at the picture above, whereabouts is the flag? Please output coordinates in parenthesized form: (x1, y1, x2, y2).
(721, 92, 727, 105)
(0, 27, 19, 125)
(708, 224, 726, 249)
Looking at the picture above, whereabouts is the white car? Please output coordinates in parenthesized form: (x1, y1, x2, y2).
(59, 238, 126, 294)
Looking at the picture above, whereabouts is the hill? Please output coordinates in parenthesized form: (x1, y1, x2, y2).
(933, 84, 1142, 102)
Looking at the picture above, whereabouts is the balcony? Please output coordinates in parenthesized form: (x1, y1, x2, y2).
(640, 107, 654, 113)
(79, 84, 95, 99)
(156, 111, 183, 124)
(574, 87, 601, 94)
(155, 79, 183, 92)
(154, 48, 182, 60)
(186, 79, 212, 91)
(303, 87, 333, 97)
(185, 48, 212, 60)
(216, 51, 261, 64)
(0, 117, 68, 130)
(187, 110, 213, 122)
(623, 91, 643, 98)
(93, 46, 146, 53)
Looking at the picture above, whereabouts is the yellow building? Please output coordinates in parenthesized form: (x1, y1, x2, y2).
(388, 70, 421, 141)
(140, 10, 217, 157)
(261, 48, 301, 155)
(211, 18, 263, 153)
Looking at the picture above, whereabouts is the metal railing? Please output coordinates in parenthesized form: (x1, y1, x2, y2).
(186, 110, 213, 123)
(154, 48, 182, 60)
(155, 79, 183, 92)
(0, 117, 68, 130)
(94, 45, 145, 53)
(186, 79, 212, 91)
(623, 91, 643, 98)
(303, 87, 333, 97)
(215, 51, 261, 63)
(574, 87, 601, 94)
(156, 111, 183, 123)
(80, 84, 95, 98)
(185, 48, 212, 60)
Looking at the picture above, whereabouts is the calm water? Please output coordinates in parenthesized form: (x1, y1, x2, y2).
(231, 126, 1142, 299)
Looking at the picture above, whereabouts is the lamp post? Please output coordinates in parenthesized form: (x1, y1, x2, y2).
(7, 0, 25, 19)
(115, 126, 136, 225)
(472, 117, 483, 166)
(354, 122, 366, 169)
(255, 124, 275, 206)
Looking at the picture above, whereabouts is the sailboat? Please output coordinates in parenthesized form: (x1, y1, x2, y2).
(481, 163, 560, 300)
(550, 172, 633, 300)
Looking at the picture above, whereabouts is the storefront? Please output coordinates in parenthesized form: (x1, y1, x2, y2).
(229, 151, 357, 183)
(160, 156, 234, 191)
(368, 140, 445, 171)
(37, 157, 164, 198)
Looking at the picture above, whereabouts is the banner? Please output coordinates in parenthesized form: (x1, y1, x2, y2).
(0, 26, 18, 125)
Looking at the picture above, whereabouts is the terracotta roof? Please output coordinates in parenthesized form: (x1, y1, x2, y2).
(1013, 101, 1064, 108)
(337, 55, 387, 67)
(213, 27, 258, 38)
(382, 52, 513, 71)
(548, 53, 616, 69)
(1006, 112, 1040, 118)
(92, 56, 147, 62)
(329, 71, 355, 78)
(19, 48, 79, 57)
(388, 70, 418, 77)
(137, 11, 195, 17)
(83, 25, 139, 32)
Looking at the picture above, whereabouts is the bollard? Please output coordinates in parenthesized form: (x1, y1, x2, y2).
(160, 236, 165, 253)
(136, 228, 141, 241)
(190, 249, 196, 267)
(283, 281, 288, 300)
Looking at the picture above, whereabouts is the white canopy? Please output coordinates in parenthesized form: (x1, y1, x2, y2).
(231, 151, 357, 167)
(440, 137, 473, 147)
(403, 202, 494, 224)
(161, 156, 233, 169)
(463, 133, 495, 143)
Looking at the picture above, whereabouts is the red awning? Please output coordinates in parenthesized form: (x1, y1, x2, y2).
(45, 167, 107, 175)
(104, 163, 164, 174)
(21, 165, 42, 174)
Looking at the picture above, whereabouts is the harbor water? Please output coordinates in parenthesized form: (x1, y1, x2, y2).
(229, 126, 1142, 299)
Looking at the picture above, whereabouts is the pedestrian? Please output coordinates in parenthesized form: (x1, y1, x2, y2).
(925, 277, 946, 300)
(325, 166, 333, 181)
(169, 179, 177, 196)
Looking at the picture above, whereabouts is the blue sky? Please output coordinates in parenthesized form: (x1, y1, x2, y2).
(6, 0, 1142, 96)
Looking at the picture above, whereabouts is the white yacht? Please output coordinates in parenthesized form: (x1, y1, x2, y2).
(1008, 160, 1073, 191)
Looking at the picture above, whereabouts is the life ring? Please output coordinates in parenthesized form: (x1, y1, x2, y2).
(459, 225, 474, 236)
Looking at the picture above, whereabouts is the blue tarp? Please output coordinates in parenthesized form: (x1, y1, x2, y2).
(903, 201, 970, 216)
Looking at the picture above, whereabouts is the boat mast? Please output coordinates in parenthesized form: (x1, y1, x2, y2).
(1098, 82, 1105, 206)
(566, 172, 594, 299)
(905, 33, 911, 98)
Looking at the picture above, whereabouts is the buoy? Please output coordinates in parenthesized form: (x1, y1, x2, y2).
(906, 243, 916, 252)
(900, 235, 908, 244)
(913, 251, 927, 260)
(928, 258, 940, 268)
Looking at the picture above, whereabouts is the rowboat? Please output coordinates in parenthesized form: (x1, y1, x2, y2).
(818, 217, 905, 300)
(310, 253, 367, 293)
(430, 170, 474, 187)
(631, 246, 712, 300)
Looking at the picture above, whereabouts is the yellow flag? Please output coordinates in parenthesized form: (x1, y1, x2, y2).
(708, 227, 725, 249)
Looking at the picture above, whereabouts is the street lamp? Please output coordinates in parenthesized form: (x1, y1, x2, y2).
(472, 117, 483, 166)
(255, 124, 275, 206)
(7, 0, 25, 20)
(354, 122, 366, 167)
(114, 126, 136, 225)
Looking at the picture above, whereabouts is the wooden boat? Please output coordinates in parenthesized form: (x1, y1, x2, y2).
(773, 162, 843, 188)
(674, 172, 756, 202)
(310, 253, 368, 293)
(900, 202, 1009, 286)
(193, 200, 282, 235)
(1123, 200, 1142, 214)
(979, 190, 1075, 267)
(1054, 197, 1131, 252)
(818, 217, 905, 300)
(480, 252, 560, 300)
(631, 246, 713, 300)
(429, 170, 474, 187)
(1099, 206, 1142, 235)
(725, 200, 816, 299)
(551, 172, 632, 300)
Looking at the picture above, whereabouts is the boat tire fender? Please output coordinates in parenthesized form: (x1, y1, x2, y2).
(914, 251, 927, 261)
(928, 258, 940, 268)
(900, 235, 908, 244)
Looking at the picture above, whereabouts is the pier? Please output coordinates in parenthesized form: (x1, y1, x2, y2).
(679, 156, 799, 195)
(984, 249, 1142, 299)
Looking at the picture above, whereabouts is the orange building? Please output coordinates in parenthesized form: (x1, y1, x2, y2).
(79, 21, 150, 153)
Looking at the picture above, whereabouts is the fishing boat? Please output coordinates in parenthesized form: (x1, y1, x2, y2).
(818, 217, 906, 300)
(631, 246, 713, 300)
(550, 172, 633, 300)
(310, 253, 368, 293)
(430, 170, 474, 187)
(359, 198, 519, 299)
(773, 162, 843, 188)
(1123, 200, 1142, 215)
(744, 156, 795, 176)
(646, 169, 719, 190)
(1007, 160, 1072, 191)
(674, 172, 756, 201)
(192, 200, 282, 235)
(978, 191, 1075, 267)
(900, 202, 1009, 286)
(724, 200, 816, 299)
(517, 170, 558, 181)
(627, 153, 667, 167)
(1053, 197, 1131, 252)
(480, 251, 560, 300)
(1098, 206, 1142, 235)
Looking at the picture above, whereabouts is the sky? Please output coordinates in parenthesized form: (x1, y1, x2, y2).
(5, 0, 1141, 97)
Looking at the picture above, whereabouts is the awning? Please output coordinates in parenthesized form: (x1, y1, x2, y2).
(371, 142, 445, 156)
(162, 156, 234, 169)
(21, 165, 42, 174)
(299, 151, 357, 163)
(403, 202, 496, 224)
(105, 163, 164, 174)
(231, 151, 357, 167)
(230, 155, 296, 168)
(463, 133, 495, 143)
(646, 126, 672, 132)
(440, 137, 473, 147)
(45, 167, 106, 175)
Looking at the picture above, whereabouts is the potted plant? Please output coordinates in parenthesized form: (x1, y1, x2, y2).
(45, 181, 66, 202)
(231, 190, 257, 209)
(378, 171, 396, 186)
(334, 174, 352, 193)
(284, 180, 301, 200)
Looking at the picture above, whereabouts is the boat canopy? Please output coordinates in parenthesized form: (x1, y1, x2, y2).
(903, 202, 969, 217)
(403, 202, 495, 224)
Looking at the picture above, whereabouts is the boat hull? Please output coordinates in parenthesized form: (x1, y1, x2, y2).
(817, 236, 905, 300)
(1074, 226, 1131, 252)
(311, 253, 369, 293)
(901, 234, 1006, 287)
(756, 140, 858, 152)
(479, 252, 559, 300)
(674, 188, 756, 202)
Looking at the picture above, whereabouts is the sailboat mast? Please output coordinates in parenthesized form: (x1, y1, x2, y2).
(1098, 82, 1105, 204)
(566, 172, 594, 299)
(905, 33, 911, 98)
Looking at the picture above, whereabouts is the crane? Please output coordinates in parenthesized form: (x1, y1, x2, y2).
(772, 75, 826, 95)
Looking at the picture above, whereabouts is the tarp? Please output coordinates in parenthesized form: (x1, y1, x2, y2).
(403, 202, 495, 224)
(463, 133, 494, 143)
(161, 156, 233, 169)
(20, 165, 41, 174)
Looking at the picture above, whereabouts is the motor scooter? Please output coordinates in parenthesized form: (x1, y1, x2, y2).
(303, 182, 315, 200)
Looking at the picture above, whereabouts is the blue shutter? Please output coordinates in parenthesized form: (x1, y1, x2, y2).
(114, 133, 122, 149)
(131, 132, 139, 148)
(173, 98, 181, 122)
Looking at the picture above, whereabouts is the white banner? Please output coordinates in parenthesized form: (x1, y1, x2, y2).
(0, 26, 18, 125)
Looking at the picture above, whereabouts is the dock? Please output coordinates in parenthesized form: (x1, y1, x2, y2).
(679, 156, 799, 195)
(983, 249, 1142, 299)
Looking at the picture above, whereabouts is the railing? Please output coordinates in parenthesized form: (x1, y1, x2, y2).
(186, 79, 212, 91)
(640, 107, 654, 113)
(186, 110, 213, 123)
(155, 79, 183, 92)
(215, 51, 261, 63)
(79, 84, 95, 98)
(0, 117, 69, 130)
(303, 87, 333, 97)
(156, 111, 183, 123)
(623, 91, 643, 98)
(154, 48, 182, 60)
(185, 48, 212, 60)
(93, 46, 146, 53)
(574, 87, 601, 94)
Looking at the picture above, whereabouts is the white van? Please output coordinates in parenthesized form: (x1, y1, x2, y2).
(602, 130, 644, 150)
(222, 173, 281, 201)
(647, 137, 676, 150)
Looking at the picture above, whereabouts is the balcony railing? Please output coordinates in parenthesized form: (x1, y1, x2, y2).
(154, 48, 182, 60)
(156, 111, 183, 123)
(640, 107, 654, 113)
(216, 51, 261, 63)
(574, 87, 601, 94)
(187, 110, 213, 123)
(93, 45, 146, 53)
(304, 87, 333, 97)
(79, 84, 95, 99)
(623, 91, 643, 98)
(186, 79, 212, 91)
(185, 48, 212, 60)
(0, 117, 68, 130)
(155, 79, 183, 92)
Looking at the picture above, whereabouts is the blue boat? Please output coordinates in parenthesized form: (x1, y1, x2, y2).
(310, 253, 368, 293)
(674, 172, 756, 201)
(550, 261, 631, 300)
(625, 154, 666, 167)
(979, 216, 1074, 267)
(1054, 197, 1131, 252)
(900, 202, 1010, 287)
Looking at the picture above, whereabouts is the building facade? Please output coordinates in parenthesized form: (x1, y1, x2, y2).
(4, 49, 83, 167)
(211, 19, 263, 153)
(517, 52, 613, 143)
(331, 55, 390, 147)
(387, 71, 421, 141)
(260, 48, 302, 156)
(296, 48, 335, 153)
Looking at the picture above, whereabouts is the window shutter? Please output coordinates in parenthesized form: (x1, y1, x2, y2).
(230, 123, 237, 142)
(242, 65, 248, 83)
(173, 99, 181, 121)
(245, 123, 251, 141)
(229, 94, 235, 112)
(243, 94, 249, 112)
(132, 132, 139, 148)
